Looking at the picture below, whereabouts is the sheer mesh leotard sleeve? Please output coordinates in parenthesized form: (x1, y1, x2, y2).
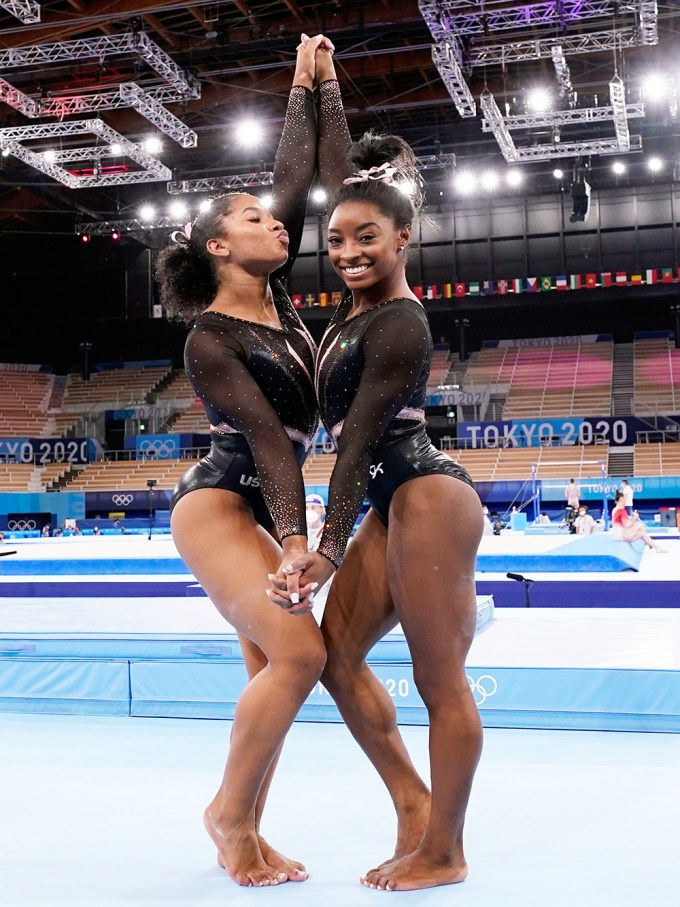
(317, 79, 353, 193)
(185, 327, 308, 541)
(317, 307, 430, 567)
(271, 85, 316, 281)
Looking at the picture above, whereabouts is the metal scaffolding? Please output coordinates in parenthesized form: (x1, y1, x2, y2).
(0, 0, 40, 23)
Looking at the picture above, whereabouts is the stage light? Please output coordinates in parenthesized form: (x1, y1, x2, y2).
(43, 149, 57, 162)
(169, 201, 189, 220)
(480, 170, 499, 191)
(139, 205, 155, 221)
(453, 171, 476, 194)
(612, 161, 626, 175)
(234, 118, 264, 148)
(110, 143, 122, 156)
(506, 169, 524, 187)
(198, 199, 212, 213)
(396, 179, 416, 197)
(111, 231, 120, 241)
(144, 137, 162, 154)
(80, 233, 90, 243)
(260, 193, 273, 208)
(647, 156, 663, 173)
(553, 168, 564, 179)
(312, 187, 327, 203)
(526, 87, 552, 113)
(1, 147, 10, 157)
(641, 73, 668, 102)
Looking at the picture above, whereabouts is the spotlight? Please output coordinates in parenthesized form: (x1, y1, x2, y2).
(312, 187, 327, 203)
(199, 199, 212, 213)
(260, 193, 273, 208)
(612, 161, 626, 175)
(80, 233, 90, 243)
(641, 73, 669, 102)
(139, 204, 155, 221)
(480, 170, 499, 191)
(111, 231, 120, 241)
(526, 87, 552, 112)
(553, 168, 564, 179)
(110, 143, 122, 156)
(1, 147, 10, 157)
(144, 137, 162, 154)
(506, 169, 524, 187)
(647, 156, 663, 173)
(397, 179, 416, 196)
(453, 171, 476, 194)
(43, 149, 57, 162)
(169, 201, 189, 220)
(234, 118, 264, 147)
(569, 165, 591, 223)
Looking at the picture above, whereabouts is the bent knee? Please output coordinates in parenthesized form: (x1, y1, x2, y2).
(280, 639, 327, 685)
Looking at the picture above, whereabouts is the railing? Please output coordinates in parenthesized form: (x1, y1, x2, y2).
(636, 430, 680, 444)
(92, 446, 209, 463)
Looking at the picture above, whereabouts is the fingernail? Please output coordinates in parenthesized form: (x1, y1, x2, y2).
(267, 573, 275, 581)
(291, 593, 300, 604)
(284, 564, 293, 572)
(309, 593, 315, 603)
(311, 582, 319, 590)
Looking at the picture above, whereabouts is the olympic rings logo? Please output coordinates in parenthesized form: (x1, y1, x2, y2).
(8, 519, 37, 530)
(138, 439, 177, 459)
(111, 494, 134, 506)
(466, 674, 498, 706)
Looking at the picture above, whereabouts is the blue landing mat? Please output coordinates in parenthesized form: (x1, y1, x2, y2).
(476, 535, 645, 573)
(0, 558, 190, 575)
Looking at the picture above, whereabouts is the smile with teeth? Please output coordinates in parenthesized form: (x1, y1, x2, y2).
(344, 264, 370, 275)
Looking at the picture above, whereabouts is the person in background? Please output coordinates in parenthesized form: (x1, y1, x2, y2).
(621, 479, 634, 516)
(565, 478, 580, 513)
(305, 493, 326, 551)
(574, 506, 595, 535)
(611, 491, 666, 552)
(92, 525, 100, 536)
(481, 504, 494, 535)
(41, 525, 50, 537)
(534, 512, 551, 525)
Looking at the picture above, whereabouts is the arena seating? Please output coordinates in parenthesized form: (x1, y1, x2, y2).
(64, 458, 198, 492)
(427, 346, 452, 391)
(633, 337, 680, 414)
(451, 445, 609, 482)
(61, 365, 172, 410)
(0, 464, 37, 491)
(464, 341, 614, 418)
(633, 442, 680, 477)
(303, 453, 336, 485)
(0, 370, 54, 438)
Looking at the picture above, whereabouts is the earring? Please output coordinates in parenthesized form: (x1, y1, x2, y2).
(398, 245, 405, 252)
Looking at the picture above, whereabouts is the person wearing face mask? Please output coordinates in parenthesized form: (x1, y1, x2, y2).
(305, 492, 326, 550)
(574, 505, 595, 535)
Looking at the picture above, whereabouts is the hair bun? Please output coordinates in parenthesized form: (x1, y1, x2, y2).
(348, 130, 415, 173)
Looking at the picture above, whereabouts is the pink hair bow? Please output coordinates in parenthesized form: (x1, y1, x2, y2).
(343, 163, 397, 186)
(170, 222, 193, 246)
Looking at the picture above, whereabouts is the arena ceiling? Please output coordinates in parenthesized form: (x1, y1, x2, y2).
(0, 0, 678, 240)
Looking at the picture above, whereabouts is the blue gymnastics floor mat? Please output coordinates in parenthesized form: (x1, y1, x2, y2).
(476, 535, 645, 573)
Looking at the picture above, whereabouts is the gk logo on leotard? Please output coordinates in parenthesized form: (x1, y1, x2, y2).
(466, 674, 497, 706)
(240, 474, 261, 488)
(369, 462, 384, 479)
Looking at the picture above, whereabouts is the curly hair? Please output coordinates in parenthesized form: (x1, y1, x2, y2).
(327, 131, 425, 227)
(154, 193, 242, 325)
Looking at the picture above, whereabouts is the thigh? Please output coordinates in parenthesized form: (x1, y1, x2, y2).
(321, 509, 398, 665)
(171, 488, 322, 659)
(386, 475, 484, 672)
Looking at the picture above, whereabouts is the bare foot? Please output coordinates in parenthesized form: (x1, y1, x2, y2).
(258, 835, 309, 881)
(372, 791, 431, 871)
(361, 849, 468, 892)
(203, 807, 288, 887)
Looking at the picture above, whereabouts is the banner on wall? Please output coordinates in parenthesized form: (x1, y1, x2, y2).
(85, 490, 172, 512)
(0, 437, 100, 464)
(426, 387, 490, 408)
(455, 417, 676, 449)
(134, 434, 181, 460)
(485, 334, 613, 348)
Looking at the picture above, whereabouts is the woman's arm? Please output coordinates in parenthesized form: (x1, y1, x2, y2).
(316, 46, 354, 193)
(270, 37, 323, 280)
(316, 308, 429, 568)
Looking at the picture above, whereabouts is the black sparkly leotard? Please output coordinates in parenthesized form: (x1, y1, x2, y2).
(171, 81, 349, 539)
(314, 296, 474, 567)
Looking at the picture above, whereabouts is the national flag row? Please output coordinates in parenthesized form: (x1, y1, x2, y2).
(291, 267, 680, 307)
